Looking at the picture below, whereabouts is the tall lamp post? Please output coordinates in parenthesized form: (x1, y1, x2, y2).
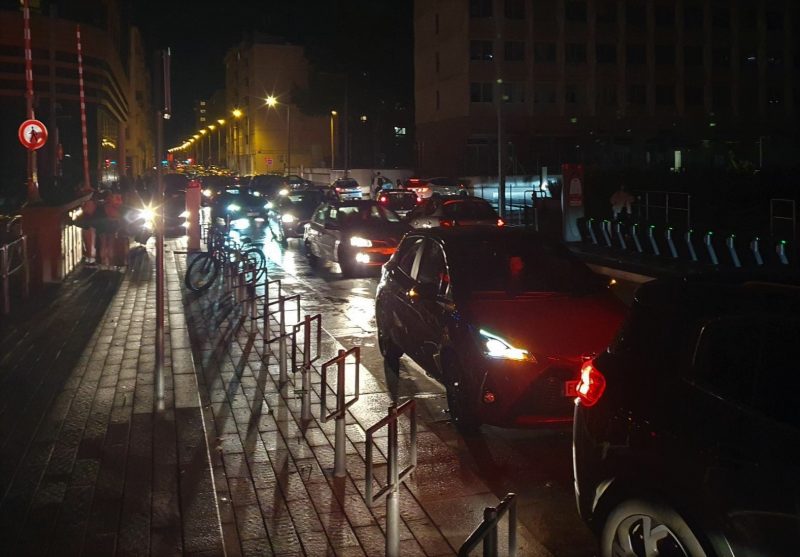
(192, 134, 200, 165)
(265, 95, 291, 174)
(232, 108, 242, 174)
(330, 110, 337, 170)
(199, 128, 207, 166)
(207, 124, 216, 165)
(217, 119, 225, 168)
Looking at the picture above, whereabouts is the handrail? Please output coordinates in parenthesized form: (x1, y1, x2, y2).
(1, 235, 30, 314)
(320, 346, 361, 476)
(458, 493, 518, 557)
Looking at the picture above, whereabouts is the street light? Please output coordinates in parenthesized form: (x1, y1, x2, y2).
(216, 119, 225, 168)
(232, 108, 243, 174)
(330, 110, 337, 170)
(208, 124, 216, 165)
(199, 129, 208, 166)
(265, 95, 291, 174)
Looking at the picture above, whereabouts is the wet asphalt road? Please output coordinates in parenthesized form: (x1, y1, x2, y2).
(228, 219, 640, 557)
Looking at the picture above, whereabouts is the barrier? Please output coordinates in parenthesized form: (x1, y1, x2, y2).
(265, 294, 301, 385)
(320, 347, 361, 476)
(704, 232, 719, 265)
(1, 235, 30, 315)
(366, 400, 417, 557)
(684, 230, 698, 262)
(750, 237, 764, 266)
(726, 235, 741, 268)
(458, 493, 518, 557)
(665, 227, 678, 259)
(297, 314, 322, 421)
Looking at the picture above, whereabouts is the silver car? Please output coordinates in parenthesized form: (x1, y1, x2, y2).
(406, 196, 502, 228)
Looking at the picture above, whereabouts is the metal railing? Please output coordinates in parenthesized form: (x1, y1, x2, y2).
(458, 493, 518, 557)
(320, 347, 361, 476)
(636, 190, 692, 228)
(770, 198, 796, 243)
(1, 235, 30, 315)
(296, 313, 322, 420)
(366, 400, 417, 557)
(265, 294, 301, 385)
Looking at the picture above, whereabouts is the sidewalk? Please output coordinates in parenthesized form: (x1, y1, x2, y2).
(0, 237, 552, 556)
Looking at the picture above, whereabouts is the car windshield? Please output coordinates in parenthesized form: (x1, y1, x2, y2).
(333, 203, 400, 224)
(442, 200, 496, 219)
(449, 236, 603, 295)
(284, 191, 325, 211)
(335, 180, 359, 189)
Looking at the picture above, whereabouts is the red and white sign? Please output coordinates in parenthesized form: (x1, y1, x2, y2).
(266, 157, 273, 167)
(562, 163, 584, 207)
(18, 119, 48, 150)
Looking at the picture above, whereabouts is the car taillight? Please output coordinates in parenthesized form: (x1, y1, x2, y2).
(379, 195, 388, 204)
(497, 218, 505, 227)
(441, 219, 456, 227)
(416, 196, 422, 204)
(576, 360, 606, 407)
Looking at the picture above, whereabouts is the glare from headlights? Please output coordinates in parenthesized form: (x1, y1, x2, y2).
(202, 189, 212, 197)
(355, 252, 370, 264)
(479, 329, 535, 362)
(350, 236, 372, 248)
(265, 201, 274, 209)
(233, 218, 250, 230)
(179, 210, 189, 218)
(252, 191, 262, 197)
(282, 213, 297, 223)
(279, 189, 289, 196)
(138, 208, 155, 222)
(227, 203, 241, 212)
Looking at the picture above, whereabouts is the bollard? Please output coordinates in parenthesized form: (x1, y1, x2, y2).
(386, 406, 400, 557)
(665, 227, 678, 258)
(278, 296, 288, 385)
(631, 223, 643, 253)
(647, 225, 660, 256)
(725, 234, 741, 268)
(483, 507, 499, 557)
(321, 346, 361, 477)
(684, 229, 698, 262)
(704, 231, 719, 265)
(750, 237, 764, 266)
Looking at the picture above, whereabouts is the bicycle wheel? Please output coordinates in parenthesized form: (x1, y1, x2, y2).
(239, 249, 266, 285)
(185, 252, 220, 292)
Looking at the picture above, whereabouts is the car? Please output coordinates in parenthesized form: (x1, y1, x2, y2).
(375, 226, 626, 432)
(199, 175, 237, 206)
(573, 275, 800, 557)
(375, 189, 420, 218)
(405, 176, 467, 199)
(162, 173, 190, 232)
(405, 195, 502, 228)
(331, 178, 363, 200)
(266, 187, 329, 245)
(249, 173, 290, 200)
(208, 185, 266, 225)
(303, 199, 408, 277)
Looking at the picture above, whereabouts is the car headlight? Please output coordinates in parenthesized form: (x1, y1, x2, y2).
(179, 210, 189, 218)
(227, 203, 241, 212)
(350, 236, 372, 248)
(252, 191, 262, 197)
(478, 329, 535, 362)
(282, 213, 297, 223)
(265, 201, 273, 209)
(202, 189, 213, 197)
(137, 208, 155, 222)
(279, 188, 289, 196)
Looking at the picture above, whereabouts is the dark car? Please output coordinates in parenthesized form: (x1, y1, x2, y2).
(375, 227, 626, 431)
(404, 176, 466, 199)
(208, 186, 266, 225)
(573, 275, 800, 557)
(267, 187, 329, 244)
(375, 189, 420, 218)
(249, 174, 289, 200)
(406, 195, 502, 228)
(200, 175, 238, 206)
(303, 199, 408, 277)
(163, 173, 190, 231)
(330, 178, 363, 200)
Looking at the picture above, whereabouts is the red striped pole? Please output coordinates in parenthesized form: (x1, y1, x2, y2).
(22, 0, 41, 202)
(76, 25, 91, 192)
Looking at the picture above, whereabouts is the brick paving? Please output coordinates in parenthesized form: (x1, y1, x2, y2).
(0, 235, 551, 556)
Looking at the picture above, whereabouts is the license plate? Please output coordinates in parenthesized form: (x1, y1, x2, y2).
(564, 380, 579, 397)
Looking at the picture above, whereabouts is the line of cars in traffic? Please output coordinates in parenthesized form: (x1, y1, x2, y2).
(194, 171, 798, 557)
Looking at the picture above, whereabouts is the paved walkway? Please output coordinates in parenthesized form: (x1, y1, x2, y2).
(0, 236, 553, 556)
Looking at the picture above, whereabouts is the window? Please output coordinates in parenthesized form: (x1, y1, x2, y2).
(565, 1, 587, 22)
(533, 0, 557, 24)
(596, 0, 617, 24)
(503, 82, 525, 103)
(416, 242, 448, 296)
(655, 4, 674, 27)
(712, 48, 730, 69)
(692, 318, 759, 404)
(712, 6, 729, 29)
(684, 6, 703, 29)
(504, 41, 524, 62)
(470, 40, 494, 61)
(684, 45, 703, 67)
(534, 84, 557, 104)
(505, 0, 524, 20)
(626, 44, 646, 65)
(685, 86, 703, 106)
(626, 1, 645, 26)
(470, 82, 494, 103)
(627, 84, 646, 105)
(470, 0, 492, 18)
(397, 237, 424, 276)
(566, 43, 587, 65)
(534, 42, 556, 63)
(656, 85, 674, 105)
(596, 44, 617, 64)
(655, 44, 675, 65)
(712, 84, 730, 109)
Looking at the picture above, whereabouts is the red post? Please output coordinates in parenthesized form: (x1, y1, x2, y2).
(76, 25, 91, 193)
(22, 0, 41, 203)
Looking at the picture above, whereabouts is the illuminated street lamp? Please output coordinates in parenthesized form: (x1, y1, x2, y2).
(265, 95, 291, 173)
(216, 119, 225, 167)
(330, 110, 338, 170)
(208, 124, 216, 164)
(232, 108, 243, 173)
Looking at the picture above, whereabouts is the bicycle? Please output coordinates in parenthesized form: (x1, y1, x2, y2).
(185, 225, 266, 293)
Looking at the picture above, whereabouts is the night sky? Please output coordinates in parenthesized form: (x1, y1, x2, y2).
(131, 0, 414, 146)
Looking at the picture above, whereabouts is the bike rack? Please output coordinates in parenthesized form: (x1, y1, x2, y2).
(684, 229, 698, 262)
(1, 235, 29, 315)
(365, 400, 417, 557)
(630, 223, 643, 253)
(615, 221, 627, 250)
(726, 234, 741, 268)
(296, 314, 323, 421)
(750, 237, 764, 266)
(776, 240, 789, 265)
(320, 347, 361, 476)
(601, 220, 612, 247)
(586, 218, 598, 244)
(665, 227, 678, 259)
(458, 493, 518, 557)
(265, 294, 301, 385)
(704, 231, 719, 265)
(647, 225, 660, 256)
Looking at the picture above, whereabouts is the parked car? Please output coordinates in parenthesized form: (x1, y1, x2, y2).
(267, 187, 329, 245)
(331, 178, 363, 200)
(304, 199, 408, 277)
(375, 226, 626, 432)
(375, 189, 420, 218)
(406, 195, 502, 228)
(208, 186, 266, 225)
(405, 176, 466, 199)
(573, 275, 800, 557)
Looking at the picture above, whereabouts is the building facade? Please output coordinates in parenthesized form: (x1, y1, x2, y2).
(0, 0, 152, 195)
(224, 36, 330, 176)
(415, 0, 799, 177)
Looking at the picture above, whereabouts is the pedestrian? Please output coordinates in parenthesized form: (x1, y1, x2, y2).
(371, 171, 382, 197)
(610, 184, 635, 221)
(396, 178, 403, 189)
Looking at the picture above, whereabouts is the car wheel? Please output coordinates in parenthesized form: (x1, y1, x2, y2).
(601, 499, 709, 557)
(442, 356, 480, 435)
(305, 241, 319, 268)
(338, 246, 356, 278)
(376, 305, 402, 372)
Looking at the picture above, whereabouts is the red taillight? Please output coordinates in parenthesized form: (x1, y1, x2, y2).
(335, 187, 342, 192)
(416, 196, 422, 203)
(379, 195, 388, 203)
(497, 218, 505, 227)
(441, 219, 453, 227)
(576, 360, 606, 407)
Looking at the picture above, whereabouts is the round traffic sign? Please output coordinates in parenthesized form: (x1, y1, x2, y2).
(18, 119, 48, 151)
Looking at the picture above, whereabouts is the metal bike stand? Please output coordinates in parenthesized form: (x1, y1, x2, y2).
(750, 237, 764, 266)
(684, 229, 698, 262)
(726, 234, 742, 268)
(776, 240, 789, 265)
(631, 223, 644, 254)
(704, 231, 719, 265)
(320, 347, 360, 475)
(615, 221, 627, 250)
(298, 314, 322, 421)
(601, 219, 612, 247)
(647, 225, 660, 256)
(458, 493, 518, 557)
(265, 294, 301, 386)
(586, 218, 598, 245)
(665, 227, 678, 258)
(365, 400, 417, 557)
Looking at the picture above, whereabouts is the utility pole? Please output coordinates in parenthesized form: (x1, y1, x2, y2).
(155, 48, 171, 411)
